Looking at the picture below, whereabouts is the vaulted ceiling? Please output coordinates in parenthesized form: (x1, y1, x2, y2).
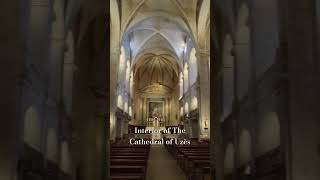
(114, 0, 210, 90)
(134, 53, 180, 90)
(128, 16, 188, 61)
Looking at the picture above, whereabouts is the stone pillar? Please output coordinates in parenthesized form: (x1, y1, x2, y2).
(63, 30, 75, 115)
(115, 111, 123, 139)
(143, 98, 147, 126)
(168, 97, 173, 126)
(45, 0, 65, 170)
(93, 97, 108, 180)
(110, 31, 120, 141)
(198, 50, 210, 138)
(0, 1, 23, 180)
(123, 119, 129, 135)
(286, 1, 320, 180)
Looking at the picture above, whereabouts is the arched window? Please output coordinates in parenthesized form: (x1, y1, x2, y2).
(130, 72, 134, 95)
(183, 64, 189, 93)
(24, 107, 41, 150)
(179, 72, 183, 99)
(191, 96, 198, 110)
(118, 46, 126, 83)
(129, 106, 132, 116)
(224, 143, 235, 174)
(189, 48, 197, 85)
(125, 61, 131, 86)
(60, 141, 71, 174)
(184, 102, 189, 114)
(117, 95, 123, 109)
(46, 128, 58, 162)
(239, 129, 251, 164)
(124, 101, 128, 113)
(257, 112, 280, 155)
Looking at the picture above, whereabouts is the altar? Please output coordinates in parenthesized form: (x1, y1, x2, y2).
(146, 117, 165, 127)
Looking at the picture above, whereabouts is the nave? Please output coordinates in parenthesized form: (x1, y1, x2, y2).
(2, 0, 320, 180)
(146, 145, 187, 180)
(110, 0, 211, 179)
(110, 137, 210, 180)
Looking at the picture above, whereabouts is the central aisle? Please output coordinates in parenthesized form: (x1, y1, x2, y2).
(146, 145, 187, 180)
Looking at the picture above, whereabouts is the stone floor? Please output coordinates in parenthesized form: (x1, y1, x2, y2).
(146, 145, 187, 180)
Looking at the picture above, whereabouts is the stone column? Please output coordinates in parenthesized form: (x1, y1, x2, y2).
(45, 0, 65, 169)
(93, 97, 108, 180)
(110, 25, 120, 141)
(0, 1, 23, 180)
(143, 98, 147, 126)
(123, 119, 129, 135)
(198, 50, 210, 138)
(286, 1, 320, 180)
(166, 97, 169, 126)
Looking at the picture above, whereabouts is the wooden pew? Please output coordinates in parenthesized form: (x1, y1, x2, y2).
(164, 139, 211, 180)
(180, 155, 210, 171)
(111, 152, 147, 156)
(110, 166, 145, 180)
(111, 175, 144, 180)
(110, 141, 150, 180)
(111, 156, 146, 160)
(111, 159, 147, 166)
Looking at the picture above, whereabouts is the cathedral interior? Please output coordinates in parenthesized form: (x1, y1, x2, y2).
(1, 0, 320, 180)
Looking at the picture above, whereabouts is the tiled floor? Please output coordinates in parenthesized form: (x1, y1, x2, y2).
(146, 145, 188, 180)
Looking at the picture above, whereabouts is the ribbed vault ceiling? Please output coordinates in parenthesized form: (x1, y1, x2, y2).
(118, 0, 209, 92)
(128, 16, 188, 62)
(134, 53, 180, 89)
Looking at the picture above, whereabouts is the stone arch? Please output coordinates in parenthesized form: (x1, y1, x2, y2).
(236, 3, 251, 99)
(123, 9, 196, 48)
(257, 112, 280, 155)
(222, 34, 234, 120)
(239, 129, 252, 164)
(123, 10, 200, 69)
(133, 48, 180, 65)
(224, 143, 235, 174)
(128, 27, 180, 60)
(24, 106, 41, 150)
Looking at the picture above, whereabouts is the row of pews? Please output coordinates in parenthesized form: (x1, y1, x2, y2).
(110, 140, 150, 180)
(165, 138, 211, 180)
